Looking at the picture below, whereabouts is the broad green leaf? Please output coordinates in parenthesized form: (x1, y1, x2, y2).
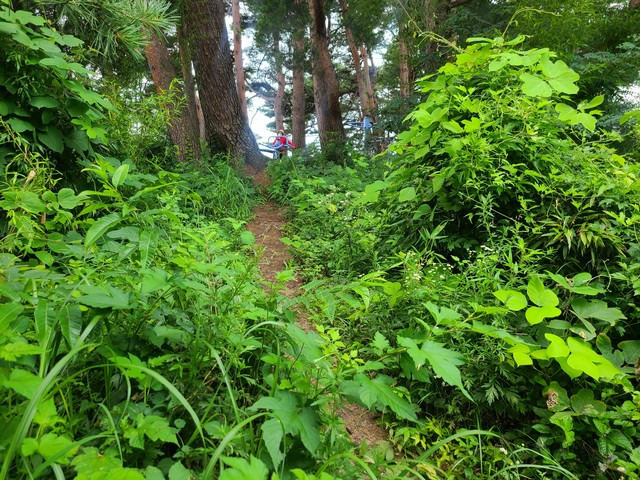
(35, 250, 54, 266)
(138, 228, 159, 268)
(570, 389, 605, 415)
(14, 10, 46, 26)
(297, 407, 321, 454)
(432, 175, 445, 193)
(141, 268, 168, 295)
(545, 333, 569, 358)
(372, 331, 390, 352)
(470, 321, 526, 346)
(38, 127, 64, 153)
(30, 96, 61, 109)
(240, 230, 254, 245)
(618, 340, 640, 364)
(357, 374, 417, 421)
(519, 73, 552, 97)
(0, 342, 43, 361)
(58, 304, 82, 346)
(422, 341, 472, 401)
(35, 300, 52, 346)
(358, 180, 387, 204)
(0, 302, 24, 334)
(550, 412, 575, 447)
(36, 433, 76, 464)
(525, 305, 561, 325)
(573, 112, 597, 132)
(140, 415, 178, 444)
(540, 58, 580, 94)
(8, 117, 34, 132)
(219, 457, 268, 480)
(4, 368, 43, 399)
(493, 289, 527, 311)
(527, 277, 558, 307)
(58, 188, 82, 209)
(145, 466, 165, 480)
(72, 448, 122, 479)
(583, 95, 604, 110)
(261, 418, 284, 468)
(509, 344, 533, 366)
(78, 286, 130, 310)
(398, 187, 416, 202)
(111, 163, 130, 188)
(571, 298, 625, 325)
(84, 213, 122, 247)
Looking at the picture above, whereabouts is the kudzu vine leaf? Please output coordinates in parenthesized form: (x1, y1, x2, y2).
(566, 337, 620, 380)
(39, 126, 64, 153)
(519, 73, 552, 97)
(525, 306, 561, 325)
(493, 289, 527, 311)
(545, 333, 569, 358)
(527, 277, 559, 307)
(570, 389, 605, 415)
(571, 298, 625, 325)
(618, 340, 640, 364)
(509, 344, 533, 366)
(540, 58, 580, 94)
(398, 186, 416, 202)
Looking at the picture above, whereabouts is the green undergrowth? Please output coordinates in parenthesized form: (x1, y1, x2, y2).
(268, 35, 640, 480)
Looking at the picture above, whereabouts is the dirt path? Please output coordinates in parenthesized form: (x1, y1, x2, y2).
(245, 168, 389, 449)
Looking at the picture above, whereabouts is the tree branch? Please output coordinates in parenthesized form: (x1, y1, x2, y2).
(449, 0, 477, 7)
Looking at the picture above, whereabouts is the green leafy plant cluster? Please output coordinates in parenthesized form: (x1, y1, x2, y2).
(268, 35, 640, 479)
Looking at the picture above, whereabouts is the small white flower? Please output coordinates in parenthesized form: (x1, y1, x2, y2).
(499, 447, 508, 455)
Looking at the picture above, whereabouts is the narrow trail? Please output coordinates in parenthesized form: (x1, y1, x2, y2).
(245, 168, 389, 450)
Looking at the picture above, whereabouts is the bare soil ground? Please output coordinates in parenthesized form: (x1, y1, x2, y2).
(245, 167, 389, 450)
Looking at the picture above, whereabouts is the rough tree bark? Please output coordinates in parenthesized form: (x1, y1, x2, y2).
(398, 30, 412, 98)
(291, 0, 307, 148)
(308, 0, 345, 160)
(183, 0, 265, 170)
(274, 32, 285, 133)
(360, 44, 378, 117)
(631, 0, 640, 8)
(177, 21, 204, 141)
(144, 29, 201, 163)
(232, 0, 249, 120)
(338, 0, 368, 118)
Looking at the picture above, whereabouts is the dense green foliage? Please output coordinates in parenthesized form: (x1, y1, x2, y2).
(2, 1, 640, 479)
(269, 36, 640, 479)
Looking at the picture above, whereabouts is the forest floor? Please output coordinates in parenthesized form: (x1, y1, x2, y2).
(245, 167, 388, 449)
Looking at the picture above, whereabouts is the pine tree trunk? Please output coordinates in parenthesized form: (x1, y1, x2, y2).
(177, 21, 204, 141)
(360, 44, 378, 116)
(291, 24, 306, 149)
(184, 0, 265, 170)
(274, 32, 285, 133)
(308, 0, 345, 161)
(398, 31, 412, 98)
(232, 0, 249, 120)
(144, 29, 201, 163)
(338, 0, 368, 118)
